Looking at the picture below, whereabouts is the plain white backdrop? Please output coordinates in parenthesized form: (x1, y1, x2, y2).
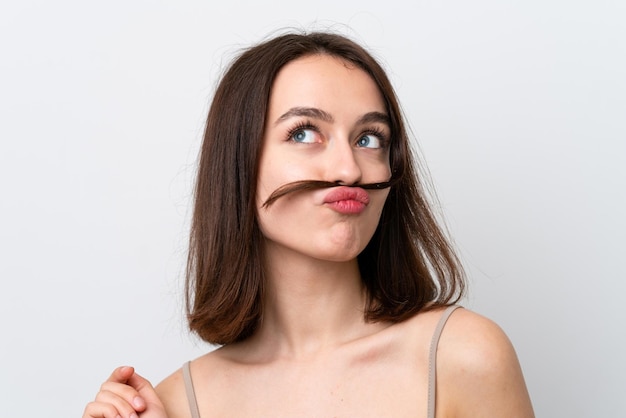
(1, 1, 624, 416)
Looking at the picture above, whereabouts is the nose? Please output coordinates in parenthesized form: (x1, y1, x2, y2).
(326, 139, 362, 185)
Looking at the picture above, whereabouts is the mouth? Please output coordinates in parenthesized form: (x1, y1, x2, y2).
(322, 186, 370, 214)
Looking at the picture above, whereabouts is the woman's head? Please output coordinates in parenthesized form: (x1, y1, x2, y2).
(257, 53, 393, 264)
(187, 31, 465, 345)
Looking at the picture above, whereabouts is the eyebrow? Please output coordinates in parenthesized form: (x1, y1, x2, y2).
(356, 111, 390, 126)
(274, 107, 389, 127)
(275, 107, 333, 125)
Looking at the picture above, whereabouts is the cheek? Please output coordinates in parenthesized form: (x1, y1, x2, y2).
(372, 190, 390, 217)
(256, 154, 285, 202)
(257, 156, 316, 200)
(358, 150, 391, 181)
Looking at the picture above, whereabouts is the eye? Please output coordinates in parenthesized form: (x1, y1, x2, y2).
(292, 129, 316, 143)
(287, 123, 321, 144)
(356, 133, 384, 149)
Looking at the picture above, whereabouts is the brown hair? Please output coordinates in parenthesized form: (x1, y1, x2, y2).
(186, 31, 465, 345)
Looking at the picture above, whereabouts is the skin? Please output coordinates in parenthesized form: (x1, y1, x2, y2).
(83, 55, 534, 418)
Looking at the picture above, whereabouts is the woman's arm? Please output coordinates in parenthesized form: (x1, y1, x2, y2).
(437, 309, 535, 418)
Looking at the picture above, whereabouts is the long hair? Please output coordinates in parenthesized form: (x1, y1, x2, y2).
(186, 31, 465, 345)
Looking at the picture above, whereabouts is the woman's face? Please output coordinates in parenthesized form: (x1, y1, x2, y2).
(257, 54, 391, 262)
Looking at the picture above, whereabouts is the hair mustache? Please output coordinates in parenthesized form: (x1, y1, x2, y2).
(262, 177, 401, 208)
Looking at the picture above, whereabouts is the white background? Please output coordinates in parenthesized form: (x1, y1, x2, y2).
(1, 1, 625, 416)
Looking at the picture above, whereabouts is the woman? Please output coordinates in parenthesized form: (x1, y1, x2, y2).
(84, 32, 534, 418)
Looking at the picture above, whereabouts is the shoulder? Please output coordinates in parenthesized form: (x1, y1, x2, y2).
(438, 307, 514, 366)
(155, 365, 192, 418)
(434, 307, 535, 417)
(155, 350, 234, 418)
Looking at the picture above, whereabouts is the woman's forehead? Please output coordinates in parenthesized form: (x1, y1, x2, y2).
(267, 54, 387, 122)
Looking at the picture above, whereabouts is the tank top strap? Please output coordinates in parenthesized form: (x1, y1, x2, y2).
(427, 305, 462, 418)
(182, 361, 201, 418)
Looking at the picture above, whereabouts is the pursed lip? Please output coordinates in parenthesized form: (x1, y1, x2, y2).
(322, 186, 370, 214)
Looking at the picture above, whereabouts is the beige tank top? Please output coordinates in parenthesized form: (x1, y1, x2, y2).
(182, 305, 460, 418)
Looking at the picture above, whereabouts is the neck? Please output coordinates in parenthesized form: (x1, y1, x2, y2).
(252, 242, 378, 360)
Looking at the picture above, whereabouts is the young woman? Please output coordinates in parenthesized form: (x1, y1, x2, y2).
(83, 32, 534, 418)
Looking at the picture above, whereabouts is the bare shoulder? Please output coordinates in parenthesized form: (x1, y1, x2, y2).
(155, 366, 191, 418)
(439, 308, 515, 366)
(154, 350, 232, 418)
(435, 308, 535, 417)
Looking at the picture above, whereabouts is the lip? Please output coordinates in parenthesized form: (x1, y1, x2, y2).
(322, 186, 370, 214)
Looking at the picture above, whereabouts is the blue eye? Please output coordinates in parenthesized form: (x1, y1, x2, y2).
(291, 128, 317, 143)
(356, 134, 383, 149)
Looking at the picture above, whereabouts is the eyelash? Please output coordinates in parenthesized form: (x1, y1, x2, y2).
(360, 127, 389, 148)
(285, 120, 390, 148)
(285, 120, 318, 142)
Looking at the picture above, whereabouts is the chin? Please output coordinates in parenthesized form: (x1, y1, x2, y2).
(310, 241, 368, 263)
